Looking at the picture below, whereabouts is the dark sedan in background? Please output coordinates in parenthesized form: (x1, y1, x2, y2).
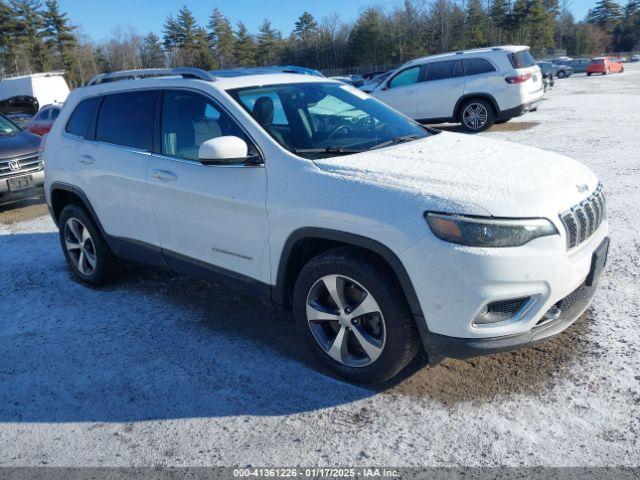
(0, 113, 43, 202)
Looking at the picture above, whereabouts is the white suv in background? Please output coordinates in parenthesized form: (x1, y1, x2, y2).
(44, 68, 607, 383)
(370, 46, 544, 132)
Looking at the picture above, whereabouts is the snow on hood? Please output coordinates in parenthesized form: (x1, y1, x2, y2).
(313, 131, 599, 217)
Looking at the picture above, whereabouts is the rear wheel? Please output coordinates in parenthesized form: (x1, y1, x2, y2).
(557, 70, 566, 78)
(59, 204, 117, 285)
(459, 98, 495, 133)
(293, 247, 420, 383)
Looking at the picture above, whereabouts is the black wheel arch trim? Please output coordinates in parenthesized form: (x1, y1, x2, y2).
(49, 182, 167, 267)
(453, 93, 500, 121)
(49, 182, 106, 233)
(273, 227, 425, 320)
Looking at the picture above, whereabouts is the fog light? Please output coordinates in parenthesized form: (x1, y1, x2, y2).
(474, 297, 531, 325)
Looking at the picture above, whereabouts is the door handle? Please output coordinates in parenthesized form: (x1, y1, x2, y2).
(152, 169, 177, 181)
(78, 154, 95, 165)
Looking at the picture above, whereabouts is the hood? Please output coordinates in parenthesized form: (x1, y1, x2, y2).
(0, 130, 41, 159)
(313, 132, 599, 217)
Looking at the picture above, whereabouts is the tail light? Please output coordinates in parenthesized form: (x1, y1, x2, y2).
(505, 73, 532, 84)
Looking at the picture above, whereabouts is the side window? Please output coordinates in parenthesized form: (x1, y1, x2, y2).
(463, 58, 496, 76)
(66, 97, 100, 138)
(424, 61, 461, 81)
(96, 91, 156, 150)
(161, 90, 253, 161)
(51, 108, 60, 121)
(388, 67, 420, 89)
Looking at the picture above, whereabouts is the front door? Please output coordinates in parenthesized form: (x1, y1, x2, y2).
(372, 66, 421, 118)
(147, 89, 269, 283)
(414, 60, 465, 120)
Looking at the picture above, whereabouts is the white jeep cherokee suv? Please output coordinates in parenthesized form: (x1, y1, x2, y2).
(44, 68, 608, 383)
(370, 46, 544, 132)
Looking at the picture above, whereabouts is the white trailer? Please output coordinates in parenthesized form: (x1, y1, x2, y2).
(0, 71, 70, 115)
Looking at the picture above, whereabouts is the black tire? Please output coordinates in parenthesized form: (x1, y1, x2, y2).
(58, 203, 117, 285)
(293, 246, 420, 384)
(587, 72, 592, 76)
(459, 98, 496, 133)
(557, 70, 566, 78)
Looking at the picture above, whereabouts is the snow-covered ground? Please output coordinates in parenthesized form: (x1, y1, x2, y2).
(1, 66, 639, 467)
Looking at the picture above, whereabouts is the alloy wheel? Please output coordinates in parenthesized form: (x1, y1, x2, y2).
(462, 103, 488, 130)
(64, 217, 97, 276)
(305, 274, 386, 367)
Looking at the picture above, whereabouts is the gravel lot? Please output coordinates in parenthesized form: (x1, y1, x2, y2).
(1, 66, 639, 467)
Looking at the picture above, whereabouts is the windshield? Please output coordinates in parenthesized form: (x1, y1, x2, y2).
(228, 82, 429, 158)
(0, 114, 19, 135)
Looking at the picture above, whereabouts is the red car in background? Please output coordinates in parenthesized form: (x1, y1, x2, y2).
(586, 57, 624, 76)
(26, 104, 63, 136)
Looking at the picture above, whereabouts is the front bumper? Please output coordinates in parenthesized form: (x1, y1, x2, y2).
(421, 266, 603, 359)
(400, 217, 609, 351)
(0, 169, 45, 198)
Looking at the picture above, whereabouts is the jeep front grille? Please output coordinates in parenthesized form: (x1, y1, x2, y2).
(0, 152, 42, 179)
(559, 184, 606, 249)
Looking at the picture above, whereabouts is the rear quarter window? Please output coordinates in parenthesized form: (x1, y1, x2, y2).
(508, 50, 535, 69)
(65, 97, 100, 138)
(96, 91, 157, 150)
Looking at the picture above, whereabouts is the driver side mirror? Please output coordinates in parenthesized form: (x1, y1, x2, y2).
(198, 136, 260, 165)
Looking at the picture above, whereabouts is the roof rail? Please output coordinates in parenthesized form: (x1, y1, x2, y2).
(86, 67, 216, 86)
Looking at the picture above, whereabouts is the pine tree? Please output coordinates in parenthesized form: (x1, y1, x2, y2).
(0, 0, 19, 75)
(176, 4, 198, 65)
(163, 15, 181, 50)
(348, 7, 387, 66)
(587, 0, 623, 28)
(489, 0, 511, 43)
(294, 11, 317, 41)
(464, 0, 489, 48)
(208, 7, 235, 68)
(194, 27, 215, 69)
(257, 19, 281, 66)
(10, 0, 50, 72)
(43, 0, 77, 84)
(139, 32, 164, 68)
(234, 21, 256, 66)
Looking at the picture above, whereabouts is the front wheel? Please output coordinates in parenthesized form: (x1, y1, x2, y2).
(293, 247, 420, 383)
(59, 203, 117, 285)
(557, 70, 566, 78)
(459, 98, 495, 133)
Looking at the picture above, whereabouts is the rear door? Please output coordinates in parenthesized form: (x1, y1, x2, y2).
(372, 65, 421, 118)
(463, 57, 504, 100)
(414, 60, 465, 120)
(72, 90, 159, 246)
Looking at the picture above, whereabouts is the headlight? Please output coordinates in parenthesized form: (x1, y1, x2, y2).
(424, 212, 558, 247)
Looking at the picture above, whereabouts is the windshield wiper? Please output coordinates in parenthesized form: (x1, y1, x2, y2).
(292, 146, 365, 155)
(368, 134, 421, 151)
